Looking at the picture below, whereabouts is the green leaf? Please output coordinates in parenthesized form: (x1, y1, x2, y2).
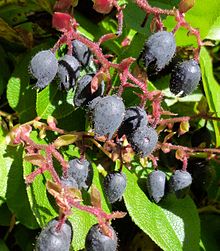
(6, 146, 38, 229)
(69, 210, 96, 251)
(207, 160, 220, 201)
(0, 126, 12, 206)
(36, 85, 74, 119)
(23, 159, 58, 227)
(6, 43, 54, 122)
(200, 214, 220, 251)
(123, 168, 200, 251)
(14, 224, 39, 251)
(34, 0, 53, 13)
(200, 47, 220, 147)
(164, 0, 220, 46)
(0, 203, 12, 226)
(206, 16, 220, 40)
(0, 45, 10, 96)
(120, 33, 146, 59)
(57, 108, 86, 131)
(74, 10, 101, 40)
(91, 161, 110, 213)
(124, 0, 175, 35)
(0, 17, 25, 46)
(160, 195, 200, 251)
(123, 168, 181, 250)
(70, 161, 110, 250)
(0, 2, 43, 26)
(23, 135, 110, 250)
(7, 77, 21, 109)
(0, 240, 9, 251)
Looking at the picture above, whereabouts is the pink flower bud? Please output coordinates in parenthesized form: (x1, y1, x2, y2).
(92, 0, 114, 14)
(179, 0, 195, 13)
(52, 12, 72, 31)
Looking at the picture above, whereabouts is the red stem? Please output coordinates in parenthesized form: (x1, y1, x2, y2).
(51, 146, 69, 177)
(172, 11, 203, 61)
(25, 164, 48, 184)
(46, 145, 61, 184)
(159, 142, 220, 154)
(135, 0, 175, 16)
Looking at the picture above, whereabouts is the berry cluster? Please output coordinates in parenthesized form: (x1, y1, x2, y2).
(140, 31, 201, 97)
(36, 219, 118, 251)
(30, 48, 159, 157)
(147, 169, 192, 203)
(61, 157, 93, 190)
(30, 39, 93, 91)
(118, 106, 158, 157)
(21, 0, 217, 250)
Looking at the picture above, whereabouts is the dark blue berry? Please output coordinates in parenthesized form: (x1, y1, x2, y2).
(61, 176, 78, 189)
(128, 126, 158, 157)
(89, 95, 125, 139)
(118, 106, 148, 138)
(141, 31, 176, 71)
(57, 55, 81, 90)
(35, 218, 73, 251)
(147, 170, 166, 203)
(169, 170, 192, 198)
(30, 50, 58, 89)
(169, 59, 201, 97)
(74, 74, 105, 108)
(103, 172, 126, 204)
(72, 40, 93, 67)
(85, 224, 117, 251)
(67, 158, 93, 190)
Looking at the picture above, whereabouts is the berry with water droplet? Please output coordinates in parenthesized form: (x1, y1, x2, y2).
(169, 59, 201, 97)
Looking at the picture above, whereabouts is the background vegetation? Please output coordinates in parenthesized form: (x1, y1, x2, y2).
(0, 0, 220, 250)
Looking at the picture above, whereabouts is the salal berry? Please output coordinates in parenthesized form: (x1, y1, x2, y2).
(169, 59, 201, 97)
(30, 50, 58, 89)
(35, 218, 73, 251)
(169, 170, 192, 198)
(147, 170, 166, 203)
(74, 74, 105, 108)
(128, 126, 158, 157)
(61, 176, 78, 189)
(89, 95, 125, 139)
(85, 224, 117, 251)
(67, 158, 93, 190)
(103, 172, 126, 204)
(72, 39, 93, 67)
(118, 106, 148, 138)
(141, 31, 176, 71)
(57, 55, 81, 90)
